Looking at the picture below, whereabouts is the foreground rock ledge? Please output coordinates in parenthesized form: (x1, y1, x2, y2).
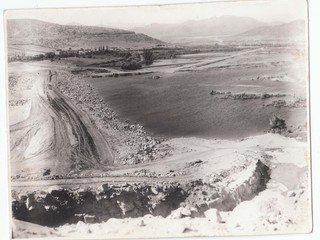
(12, 158, 270, 226)
(11, 133, 312, 238)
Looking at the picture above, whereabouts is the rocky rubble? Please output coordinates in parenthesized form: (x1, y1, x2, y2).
(265, 98, 307, 108)
(182, 159, 270, 213)
(185, 159, 205, 168)
(54, 71, 171, 164)
(8, 74, 34, 92)
(12, 182, 187, 226)
(9, 99, 29, 106)
(226, 186, 311, 234)
(210, 90, 286, 100)
(12, 158, 271, 227)
(8, 74, 34, 107)
(123, 161, 207, 178)
(129, 169, 158, 177)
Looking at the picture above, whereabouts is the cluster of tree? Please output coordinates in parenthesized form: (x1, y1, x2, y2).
(92, 46, 132, 58)
(8, 53, 51, 62)
(9, 48, 107, 62)
(8, 50, 79, 62)
(120, 51, 145, 70)
(8, 47, 156, 66)
(121, 61, 142, 70)
(94, 46, 108, 52)
(143, 48, 153, 65)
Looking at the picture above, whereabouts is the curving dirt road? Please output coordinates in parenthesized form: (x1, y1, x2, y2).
(10, 70, 114, 177)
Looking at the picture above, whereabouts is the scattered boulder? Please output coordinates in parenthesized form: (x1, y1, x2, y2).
(42, 193, 60, 206)
(288, 191, 296, 197)
(168, 206, 193, 219)
(137, 219, 146, 227)
(180, 207, 192, 217)
(19, 194, 27, 202)
(47, 186, 64, 195)
(182, 227, 193, 233)
(75, 221, 91, 234)
(26, 194, 36, 209)
(204, 208, 222, 223)
(150, 187, 158, 195)
(12, 200, 28, 220)
(118, 201, 135, 215)
(99, 183, 109, 193)
(167, 208, 182, 219)
(73, 214, 85, 222)
(84, 215, 96, 224)
(195, 202, 209, 214)
(42, 168, 51, 176)
(185, 159, 205, 168)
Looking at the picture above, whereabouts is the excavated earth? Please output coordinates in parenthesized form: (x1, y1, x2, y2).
(8, 61, 312, 238)
(11, 159, 270, 226)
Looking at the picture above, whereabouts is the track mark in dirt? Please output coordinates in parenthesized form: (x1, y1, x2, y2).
(10, 71, 114, 177)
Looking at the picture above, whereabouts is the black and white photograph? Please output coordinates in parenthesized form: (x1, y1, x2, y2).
(4, 0, 312, 238)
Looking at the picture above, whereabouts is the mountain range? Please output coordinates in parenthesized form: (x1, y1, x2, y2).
(7, 16, 306, 52)
(233, 19, 306, 41)
(132, 16, 306, 43)
(7, 19, 164, 49)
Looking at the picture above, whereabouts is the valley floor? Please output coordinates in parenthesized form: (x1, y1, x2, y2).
(8, 46, 312, 238)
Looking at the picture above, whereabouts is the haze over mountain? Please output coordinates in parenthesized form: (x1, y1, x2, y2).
(132, 16, 265, 41)
(7, 19, 165, 49)
(7, 17, 306, 53)
(233, 19, 306, 41)
(132, 15, 304, 43)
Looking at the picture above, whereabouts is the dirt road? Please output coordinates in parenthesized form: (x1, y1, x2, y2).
(10, 70, 114, 177)
(10, 175, 169, 191)
(168, 47, 263, 72)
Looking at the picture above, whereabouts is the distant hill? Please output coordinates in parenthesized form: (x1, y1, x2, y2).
(7, 19, 165, 50)
(132, 15, 267, 42)
(66, 22, 83, 26)
(232, 20, 306, 41)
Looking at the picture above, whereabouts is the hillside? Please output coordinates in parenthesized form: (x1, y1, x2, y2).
(132, 15, 267, 42)
(7, 19, 165, 50)
(233, 20, 306, 41)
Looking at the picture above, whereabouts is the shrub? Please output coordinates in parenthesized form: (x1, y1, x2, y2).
(261, 93, 271, 99)
(269, 115, 287, 134)
(121, 61, 142, 70)
(143, 49, 153, 65)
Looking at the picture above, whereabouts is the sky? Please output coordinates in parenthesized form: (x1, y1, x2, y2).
(5, 0, 307, 30)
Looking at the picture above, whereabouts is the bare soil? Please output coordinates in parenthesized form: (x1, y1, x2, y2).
(8, 45, 311, 238)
